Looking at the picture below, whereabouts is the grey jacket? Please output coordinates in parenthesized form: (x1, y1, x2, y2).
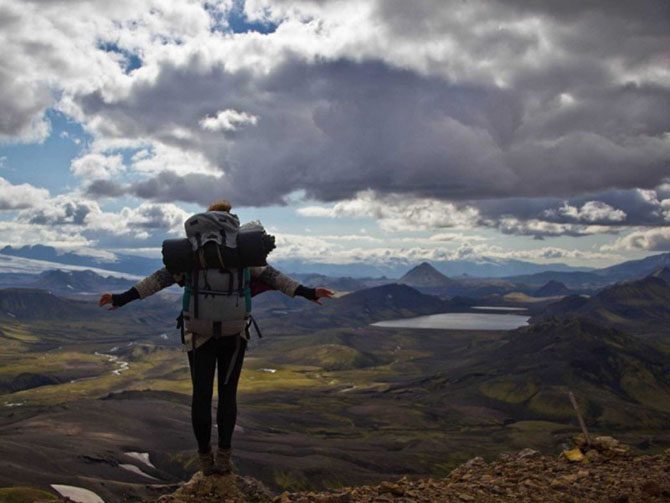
(133, 265, 300, 350)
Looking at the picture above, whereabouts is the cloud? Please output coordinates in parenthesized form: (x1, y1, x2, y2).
(608, 228, 670, 252)
(1, 0, 669, 259)
(0, 177, 50, 210)
(298, 190, 481, 231)
(269, 231, 616, 266)
(18, 195, 98, 226)
(200, 109, 258, 132)
(71, 153, 125, 181)
(1, 0, 660, 207)
(297, 191, 635, 238)
(548, 201, 627, 224)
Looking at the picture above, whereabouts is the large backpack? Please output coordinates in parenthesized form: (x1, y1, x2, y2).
(180, 211, 253, 340)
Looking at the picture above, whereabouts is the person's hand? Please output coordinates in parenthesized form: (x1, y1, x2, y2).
(313, 287, 334, 305)
(99, 293, 116, 310)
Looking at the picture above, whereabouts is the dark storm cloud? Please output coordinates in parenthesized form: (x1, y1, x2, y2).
(17, 198, 96, 226)
(63, 0, 670, 238)
(473, 187, 670, 235)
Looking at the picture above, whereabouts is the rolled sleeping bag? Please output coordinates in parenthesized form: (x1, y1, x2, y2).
(162, 238, 194, 274)
(237, 225, 276, 266)
(162, 226, 276, 273)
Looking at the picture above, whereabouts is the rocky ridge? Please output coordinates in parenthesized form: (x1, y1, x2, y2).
(150, 436, 670, 503)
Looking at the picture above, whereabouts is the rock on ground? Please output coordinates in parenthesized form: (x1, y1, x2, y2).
(154, 472, 273, 503)
(272, 442, 670, 502)
(151, 436, 670, 503)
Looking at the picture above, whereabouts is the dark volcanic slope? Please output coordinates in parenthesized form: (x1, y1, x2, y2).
(0, 288, 96, 320)
(271, 283, 450, 330)
(533, 280, 570, 297)
(391, 318, 670, 428)
(650, 267, 670, 284)
(399, 262, 452, 288)
(596, 252, 670, 281)
(533, 275, 670, 336)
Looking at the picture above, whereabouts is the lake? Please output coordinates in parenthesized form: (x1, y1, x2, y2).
(372, 311, 530, 331)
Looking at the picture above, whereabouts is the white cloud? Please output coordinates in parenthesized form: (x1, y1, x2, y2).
(297, 191, 481, 231)
(494, 217, 620, 239)
(268, 230, 616, 266)
(200, 109, 258, 132)
(550, 201, 627, 223)
(71, 153, 125, 181)
(0, 177, 50, 210)
(607, 227, 670, 252)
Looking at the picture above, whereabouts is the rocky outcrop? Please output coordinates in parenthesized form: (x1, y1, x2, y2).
(156, 437, 670, 503)
(155, 472, 273, 503)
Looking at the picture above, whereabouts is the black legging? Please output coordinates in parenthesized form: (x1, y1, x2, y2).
(187, 335, 247, 453)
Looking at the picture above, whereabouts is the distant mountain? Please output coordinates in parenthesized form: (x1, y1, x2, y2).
(274, 258, 593, 279)
(30, 269, 134, 294)
(533, 280, 570, 297)
(0, 288, 96, 320)
(399, 262, 452, 288)
(503, 270, 607, 289)
(504, 253, 670, 290)
(0, 245, 161, 276)
(649, 267, 670, 284)
(268, 283, 451, 330)
(534, 274, 670, 337)
(596, 252, 670, 281)
(290, 273, 385, 292)
(0, 253, 141, 280)
(431, 258, 593, 278)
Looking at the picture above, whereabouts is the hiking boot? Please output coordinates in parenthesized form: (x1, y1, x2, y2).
(215, 447, 233, 474)
(198, 449, 218, 476)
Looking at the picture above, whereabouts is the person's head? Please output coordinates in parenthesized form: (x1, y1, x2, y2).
(208, 199, 232, 212)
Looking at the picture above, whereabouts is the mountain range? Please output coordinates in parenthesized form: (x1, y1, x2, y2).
(1, 245, 593, 279)
(397, 317, 670, 429)
(533, 268, 670, 338)
(0, 245, 161, 276)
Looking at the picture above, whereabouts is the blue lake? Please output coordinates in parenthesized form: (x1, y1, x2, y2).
(372, 311, 530, 331)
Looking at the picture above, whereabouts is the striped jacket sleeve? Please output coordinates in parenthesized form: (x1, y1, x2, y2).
(250, 264, 300, 297)
(133, 268, 181, 299)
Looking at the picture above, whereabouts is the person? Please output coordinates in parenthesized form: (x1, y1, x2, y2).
(99, 199, 333, 476)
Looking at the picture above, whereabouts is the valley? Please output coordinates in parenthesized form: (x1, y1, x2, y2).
(1, 257, 670, 501)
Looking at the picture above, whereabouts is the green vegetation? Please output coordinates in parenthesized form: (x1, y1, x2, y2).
(0, 486, 56, 503)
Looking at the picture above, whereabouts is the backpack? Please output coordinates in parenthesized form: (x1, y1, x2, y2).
(179, 211, 255, 341)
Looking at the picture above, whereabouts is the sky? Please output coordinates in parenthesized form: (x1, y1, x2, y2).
(0, 0, 668, 269)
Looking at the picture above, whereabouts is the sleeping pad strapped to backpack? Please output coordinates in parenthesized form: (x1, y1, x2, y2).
(176, 211, 268, 339)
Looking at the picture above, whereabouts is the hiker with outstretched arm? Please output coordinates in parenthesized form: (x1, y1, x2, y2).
(99, 199, 333, 476)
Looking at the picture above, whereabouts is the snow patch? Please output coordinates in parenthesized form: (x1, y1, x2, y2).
(259, 368, 276, 373)
(125, 451, 155, 469)
(51, 484, 104, 503)
(119, 464, 158, 480)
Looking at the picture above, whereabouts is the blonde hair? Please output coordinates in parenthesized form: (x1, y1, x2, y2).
(208, 199, 232, 212)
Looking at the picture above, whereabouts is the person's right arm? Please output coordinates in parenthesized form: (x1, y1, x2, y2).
(99, 268, 181, 309)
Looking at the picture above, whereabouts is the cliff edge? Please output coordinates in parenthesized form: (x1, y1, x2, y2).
(153, 436, 670, 503)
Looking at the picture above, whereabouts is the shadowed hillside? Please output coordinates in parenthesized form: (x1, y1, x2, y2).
(0, 288, 95, 320)
(265, 283, 451, 331)
(387, 318, 670, 429)
(534, 275, 670, 337)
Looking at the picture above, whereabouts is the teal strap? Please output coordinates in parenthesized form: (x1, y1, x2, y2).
(243, 267, 252, 313)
